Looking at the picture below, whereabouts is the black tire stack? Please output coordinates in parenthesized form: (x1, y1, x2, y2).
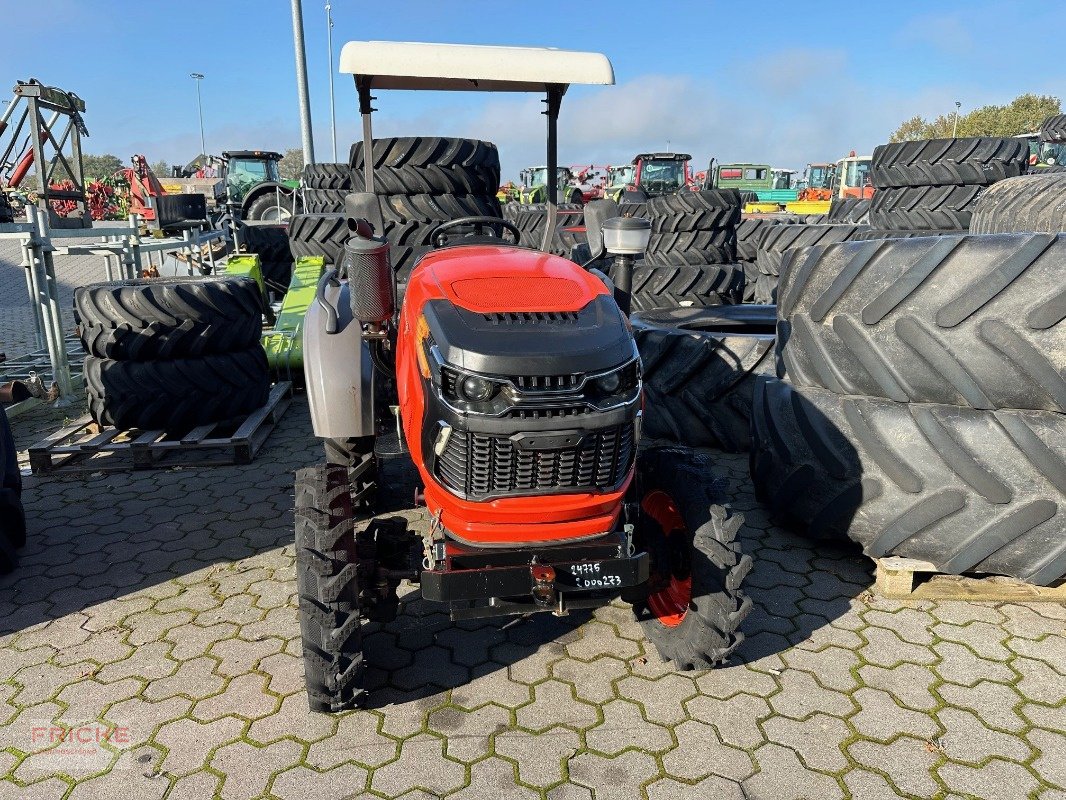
(302, 163, 354, 213)
(969, 171, 1066, 234)
(628, 190, 745, 311)
(735, 216, 801, 302)
(73, 277, 271, 433)
(502, 202, 586, 255)
(288, 138, 502, 282)
(633, 305, 776, 453)
(0, 405, 25, 574)
(751, 228, 1066, 586)
(863, 137, 1029, 240)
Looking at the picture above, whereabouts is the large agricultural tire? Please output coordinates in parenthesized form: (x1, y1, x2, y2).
(303, 189, 349, 214)
(0, 193, 12, 224)
(295, 463, 368, 712)
(623, 264, 744, 311)
(324, 436, 377, 511)
(870, 137, 1029, 188)
(632, 448, 751, 669)
(853, 228, 967, 241)
(245, 191, 297, 223)
(646, 230, 736, 266)
(288, 214, 349, 265)
(619, 200, 649, 220)
(632, 303, 777, 334)
(349, 136, 500, 196)
(752, 273, 778, 305)
(506, 203, 583, 250)
(736, 217, 799, 262)
(635, 320, 774, 451)
(749, 377, 1066, 585)
(755, 223, 867, 277)
(73, 276, 264, 360)
(1040, 113, 1066, 143)
(85, 347, 270, 432)
(380, 194, 501, 247)
(646, 190, 742, 233)
(869, 184, 983, 231)
(240, 223, 294, 288)
(969, 172, 1066, 234)
(776, 233, 1066, 413)
(827, 198, 871, 224)
(302, 163, 353, 190)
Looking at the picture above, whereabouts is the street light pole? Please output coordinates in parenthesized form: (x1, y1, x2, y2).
(290, 0, 315, 165)
(190, 73, 207, 162)
(326, 3, 337, 162)
(952, 101, 961, 138)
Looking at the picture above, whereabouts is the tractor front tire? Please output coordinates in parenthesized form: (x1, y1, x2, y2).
(324, 437, 378, 510)
(295, 464, 368, 712)
(245, 191, 297, 223)
(632, 449, 752, 669)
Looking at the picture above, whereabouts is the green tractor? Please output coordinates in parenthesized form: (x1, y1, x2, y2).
(519, 165, 583, 204)
(603, 164, 635, 202)
(222, 150, 301, 221)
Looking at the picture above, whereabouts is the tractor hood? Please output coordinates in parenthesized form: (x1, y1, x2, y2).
(415, 246, 634, 376)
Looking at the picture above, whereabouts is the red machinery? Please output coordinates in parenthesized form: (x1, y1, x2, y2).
(120, 155, 167, 222)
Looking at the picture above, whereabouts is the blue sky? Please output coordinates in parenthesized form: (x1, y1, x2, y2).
(1, 0, 1058, 180)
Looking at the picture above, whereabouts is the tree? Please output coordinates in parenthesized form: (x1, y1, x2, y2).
(890, 94, 1061, 141)
(80, 154, 125, 181)
(278, 148, 304, 181)
(150, 159, 171, 179)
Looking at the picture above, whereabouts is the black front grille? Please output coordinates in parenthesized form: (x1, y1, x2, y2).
(435, 423, 635, 499)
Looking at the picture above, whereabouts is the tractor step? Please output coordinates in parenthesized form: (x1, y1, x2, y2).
(28, 382, 292, 475)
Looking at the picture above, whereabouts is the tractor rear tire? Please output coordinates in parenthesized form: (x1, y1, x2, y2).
(623, 264, 745, 311)
(749, 377, 1066, 585)
(295, 463, 368, 712)
(870, 137, 1029, 188)
(632, 448, 751, 669)
(85, 347, 270, 432)
(349, 136, 500, 196)
(302, 163, 353, 190)
(869, 184, 983, 231)
(968, 172, 1066, 234)
(635, 320, 774, 451)
(245, 191, 297, 223)
(736, 217, 799, 262)
(73, 276, 264, 360)
(755, 223, 868, 277)
(646, 190, 742, 234)
(288, 214, 349, 265)
(776, 233, 1066, 413)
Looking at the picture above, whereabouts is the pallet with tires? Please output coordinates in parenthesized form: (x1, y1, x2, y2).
(72, 276, 275, 440)
(752, 227, 1066, 586)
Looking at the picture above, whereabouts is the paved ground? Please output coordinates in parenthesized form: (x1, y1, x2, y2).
(1, 397, 1065, 800)
(2, 237, 1065, 799)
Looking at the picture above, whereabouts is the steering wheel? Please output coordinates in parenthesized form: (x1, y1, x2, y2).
(430, 216, 521, 248)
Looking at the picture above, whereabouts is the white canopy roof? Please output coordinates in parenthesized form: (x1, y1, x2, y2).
(338, 41, 614, 92)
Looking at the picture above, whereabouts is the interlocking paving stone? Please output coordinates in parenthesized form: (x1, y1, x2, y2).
(1, 393, 1065, 799)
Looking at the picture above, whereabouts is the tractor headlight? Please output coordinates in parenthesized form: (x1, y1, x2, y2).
(461, 375, 498, 402)
(595, 372, 621, 394)
(590, 361, 640, 399)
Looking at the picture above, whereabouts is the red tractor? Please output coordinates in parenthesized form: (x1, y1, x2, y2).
(298, 41, 751, 711)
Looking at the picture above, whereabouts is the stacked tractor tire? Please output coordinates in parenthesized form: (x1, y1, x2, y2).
(240, 224, 294, 293)
(750, 151, 1066, 585)
(750, 221, 869, 304)
(0, 404, 25, 574)
(502, 202, 586, 256)
(288, 137, 502, 283)
(859, 136, 1029, 240)
(624, 190, 745, 312)
(73, 277, 271, 433)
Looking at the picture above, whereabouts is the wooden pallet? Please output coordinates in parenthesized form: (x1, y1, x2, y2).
(875, 557, 1066, 603)
(28, 382, 292, 475)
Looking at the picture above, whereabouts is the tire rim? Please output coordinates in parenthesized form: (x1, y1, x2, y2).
(260, 206, 292, 222)
(641, 489, 692, 628)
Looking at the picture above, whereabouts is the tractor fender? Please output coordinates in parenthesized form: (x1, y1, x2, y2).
(302, 280, 376, 439)
(241, 182, 296, 216)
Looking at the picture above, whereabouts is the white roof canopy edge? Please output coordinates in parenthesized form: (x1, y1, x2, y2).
(338, 41, 614, 92)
